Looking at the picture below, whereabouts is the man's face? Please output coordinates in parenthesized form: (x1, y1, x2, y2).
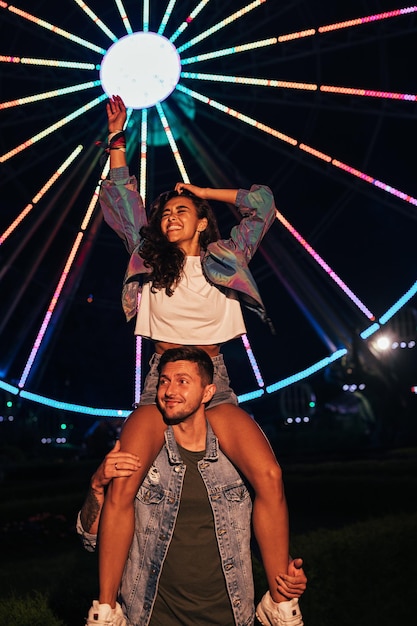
(157, 360, 212, 424)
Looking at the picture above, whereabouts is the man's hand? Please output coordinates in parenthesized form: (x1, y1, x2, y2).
(275, 558, 307, 600)
(106, 95, 127, 134)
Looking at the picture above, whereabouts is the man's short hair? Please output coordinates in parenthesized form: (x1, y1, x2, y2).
(158, 346, 214, 386)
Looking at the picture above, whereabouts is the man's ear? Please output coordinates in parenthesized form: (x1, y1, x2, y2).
(202, 383, 216, 404)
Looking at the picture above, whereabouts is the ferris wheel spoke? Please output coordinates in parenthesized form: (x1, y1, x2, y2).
(113, 0, 133, 34)
(0, 55, 96, 70)
(0, 145, 84, 248)
(0, 94, 107, 163)
(1, 2, 106, 54)
(175, 0, 266, 52)
(155, 102, 190, 183)
(73, 0, 118, 42)
(0, 80, 101, 110)
(169, 0, 212, 44)
(157, 0, 178, 36)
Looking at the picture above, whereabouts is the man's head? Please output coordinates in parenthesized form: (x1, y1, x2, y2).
(157, 347, 216, 424)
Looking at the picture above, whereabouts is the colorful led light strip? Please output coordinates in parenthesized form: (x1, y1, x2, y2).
(133, 107, 150, 403)
(0, 93, 107, 163)
(182, 72, 417, 102)
(0, 55, 96, 69)
(274, 6, 417, 42)
(169, 0, 211, 43)
(177, 82, 417, 208)
(18, 170, 106, 388)
(135, 332, 143, 405)
(18, 232, 85, 388)
(155, 102, 190, 183)
(331, 159, 417, 206)
(176, 84, 382, 320)
(18, 390, 131, 417)
(73, 0, 118, 42)
(321, 85, 417, 101)
(318, 6, 417, 34)
(278, 28, 316, 42)
(4, 278, 415, 411)
(139, 108, 148, 201)
(176, 83, 298, 145)
(142, 0, 150, 32)
(274, 207, 376, 320)
(266, 349, 348, 394)
(181, 71, 317, 91)
(378, 280, 417, 325)
(0, 80, 101, 110)
(0, 380, 19, 394)
(241, 334, 265, 388)
(180, 38, 278, 65)
(176, 0, 266, 53)
(157, 0, 177, 35)
(2, 3, 106, 54)
(114, 0, 133, 34)
(0, 146, 83, 246)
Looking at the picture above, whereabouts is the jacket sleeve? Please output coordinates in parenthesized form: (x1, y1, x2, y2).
(75, 511, 97, 553)
(230, 184, 276, 263)
(99, 167, 147, 255)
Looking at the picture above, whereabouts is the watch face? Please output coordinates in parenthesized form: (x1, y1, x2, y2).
(100, 31, 181, 109)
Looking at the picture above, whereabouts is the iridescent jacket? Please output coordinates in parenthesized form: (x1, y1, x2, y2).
(99, 167, 276, 331)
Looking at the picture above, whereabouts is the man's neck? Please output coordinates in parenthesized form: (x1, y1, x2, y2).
(172, 411, 207, 451)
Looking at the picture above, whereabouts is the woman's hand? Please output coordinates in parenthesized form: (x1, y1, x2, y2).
(106, 95, 127, 133)
(90, 440, 141, 492)
(175, 182, 207, 199)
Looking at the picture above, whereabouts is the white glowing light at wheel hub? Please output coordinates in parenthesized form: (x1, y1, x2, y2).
(100, 32, 181, 109)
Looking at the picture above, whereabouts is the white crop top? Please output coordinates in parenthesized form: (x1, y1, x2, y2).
(135, 256, 246, 345)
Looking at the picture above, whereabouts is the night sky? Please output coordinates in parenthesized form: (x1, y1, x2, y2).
(1, 0, 416, 417)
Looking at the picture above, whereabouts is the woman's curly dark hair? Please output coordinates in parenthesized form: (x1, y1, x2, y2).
(139, 189, 221, 295)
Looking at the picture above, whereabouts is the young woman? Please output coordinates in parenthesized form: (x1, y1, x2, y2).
(93, 95, 306, 625)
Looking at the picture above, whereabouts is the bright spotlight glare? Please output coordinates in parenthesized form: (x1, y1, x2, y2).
(375, 335, 391, 351)
(100, 32, 181, 109)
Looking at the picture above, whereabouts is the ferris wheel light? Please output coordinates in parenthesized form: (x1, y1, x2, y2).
(374, 335, 391, 351)
(100, 32, 181, 109)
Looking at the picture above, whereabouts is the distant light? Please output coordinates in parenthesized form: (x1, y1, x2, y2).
(100, 32, 181, 109)
(375, 335, 391, 351)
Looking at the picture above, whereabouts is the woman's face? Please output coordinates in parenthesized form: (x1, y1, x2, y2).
(160, 195, 207, 249)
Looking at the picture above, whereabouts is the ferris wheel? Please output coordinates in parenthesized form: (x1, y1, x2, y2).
(1, 0, 416, 420)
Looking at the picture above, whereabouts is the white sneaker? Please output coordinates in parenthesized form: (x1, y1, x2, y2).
(256, 592, 304, 626)
(86, 600, 127, 626)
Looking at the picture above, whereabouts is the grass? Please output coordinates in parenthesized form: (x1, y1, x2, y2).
(0, 449, 416, 625)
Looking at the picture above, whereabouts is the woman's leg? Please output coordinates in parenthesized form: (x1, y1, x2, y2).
(207, 403, 289, 603)
(98, 404, 166, 609)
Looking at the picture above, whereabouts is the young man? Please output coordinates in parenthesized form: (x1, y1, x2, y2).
(79, 347, 305, 626)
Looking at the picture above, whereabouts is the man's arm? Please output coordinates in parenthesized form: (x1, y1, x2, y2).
(79, 441, 141, 537)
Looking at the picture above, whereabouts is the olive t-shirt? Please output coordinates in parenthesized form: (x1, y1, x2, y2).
(149, 445, 235, 626)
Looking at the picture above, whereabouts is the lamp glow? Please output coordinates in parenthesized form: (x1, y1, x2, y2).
(100, 32, 181, 109)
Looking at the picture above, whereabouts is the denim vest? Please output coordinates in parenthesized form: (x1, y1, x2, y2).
(120, 423, 254, 626)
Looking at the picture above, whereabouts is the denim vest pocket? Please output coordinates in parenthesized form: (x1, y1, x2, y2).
(137, 481, 165, 505)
